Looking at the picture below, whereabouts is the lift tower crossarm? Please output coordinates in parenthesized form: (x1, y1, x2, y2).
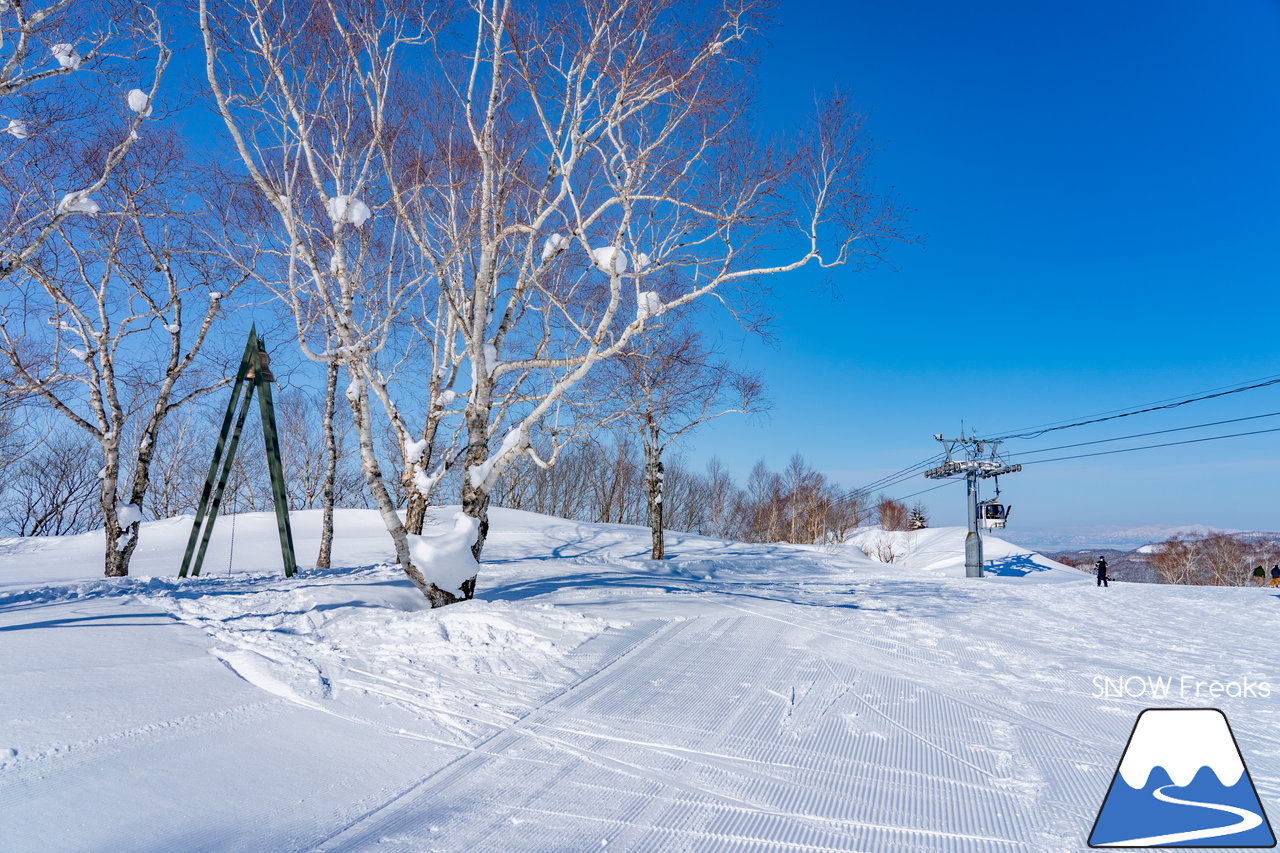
(921, 434, 1021, 577)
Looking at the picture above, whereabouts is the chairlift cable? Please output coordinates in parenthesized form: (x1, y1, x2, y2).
(838, 453, 945, 501)
(835, 378, 1280, 512)
(884, 478, 961, 504)
(981, 371, 1280, 437)
(1008, 410, 1280, 459)
(1015, 425, 1280, 466)
(982, 374, 1280, 441)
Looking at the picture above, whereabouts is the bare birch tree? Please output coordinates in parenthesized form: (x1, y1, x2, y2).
(598, 318, 763, 558)
(199, 0, 472, 604)
(0, 136, 253, 575)
(200, 0, 900, 606)
(1150, 535, 1201, 585)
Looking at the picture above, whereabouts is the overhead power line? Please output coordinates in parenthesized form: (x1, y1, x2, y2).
(984, 373, 1280, 441)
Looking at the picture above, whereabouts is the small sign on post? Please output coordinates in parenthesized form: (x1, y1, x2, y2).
(179, 326, 297, 578)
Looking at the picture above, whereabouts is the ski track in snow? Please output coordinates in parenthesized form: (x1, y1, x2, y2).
(2, 509, 1280, 852)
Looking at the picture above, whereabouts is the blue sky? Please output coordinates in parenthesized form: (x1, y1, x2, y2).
(681, 0, 1280, 538)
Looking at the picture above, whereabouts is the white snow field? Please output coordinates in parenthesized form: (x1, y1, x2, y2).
(2, 509, 1279, 852)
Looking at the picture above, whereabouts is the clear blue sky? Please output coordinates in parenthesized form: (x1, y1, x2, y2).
(682, 0, 1280, 540)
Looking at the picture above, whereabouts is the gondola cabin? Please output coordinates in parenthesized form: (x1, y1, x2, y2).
(978, 501, 1010, 530)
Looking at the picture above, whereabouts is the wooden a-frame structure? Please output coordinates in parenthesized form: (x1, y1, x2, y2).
(179, 326, 297, 578)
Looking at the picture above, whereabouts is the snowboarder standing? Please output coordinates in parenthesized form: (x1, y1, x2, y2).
(1270, 565, 1280, 588)
(1096, 556, 1109, 588)
(1254, 565, 1266, 586)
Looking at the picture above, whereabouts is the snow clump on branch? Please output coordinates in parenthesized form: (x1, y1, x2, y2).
(57, 193, 100, 215)
(50, 44, 81, 69)
(469, 427, 528, 489)
(115, 503, 143, 529)
(540, 233, 568, 261)
(326, 195, 371, 228)
(127, 89, 153, 116)
(592, 246, 628, 275)
(5, 119, 27, 139)
(403, 437, 429, 466)
(637, 291, 661, 322)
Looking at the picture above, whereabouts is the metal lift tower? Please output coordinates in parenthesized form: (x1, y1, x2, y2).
(923, 434, 1021, 578)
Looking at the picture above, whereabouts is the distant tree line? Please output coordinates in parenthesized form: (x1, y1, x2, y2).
(1147, 533, 1280, 586)
(2, 411, 902, 548)
(498, 447, 884, 545)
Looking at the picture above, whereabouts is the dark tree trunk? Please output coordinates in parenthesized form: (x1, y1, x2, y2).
(644, 429, 665, 560)
(457, 404, 488, 599)
(103, 512, 132, 577)
(405, 491, 427, 535)
(316, 358, 338, 569)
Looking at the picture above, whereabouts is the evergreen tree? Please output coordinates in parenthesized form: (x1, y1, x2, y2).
(908, 503, 929, 530)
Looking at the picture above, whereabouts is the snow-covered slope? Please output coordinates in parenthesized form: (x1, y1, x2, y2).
(2, 509, 1278, 852)
(846, 525, 1088, 583)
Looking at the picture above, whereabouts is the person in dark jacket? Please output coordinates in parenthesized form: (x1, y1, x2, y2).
(1254, 565, 1266, 585)
(1096, 556, 1109, 587)
(1270, 565, 1280, 588)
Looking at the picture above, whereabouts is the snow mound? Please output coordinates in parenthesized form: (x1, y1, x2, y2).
(407, 511, 480, 597)
(846, 526, 1087, 583)
(2, 506, 1279, 851)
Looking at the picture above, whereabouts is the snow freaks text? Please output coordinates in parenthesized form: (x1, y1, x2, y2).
(1092, 676, 1273, 700)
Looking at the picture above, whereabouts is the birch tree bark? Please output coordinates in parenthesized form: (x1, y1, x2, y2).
(316, 356, 339, 569)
